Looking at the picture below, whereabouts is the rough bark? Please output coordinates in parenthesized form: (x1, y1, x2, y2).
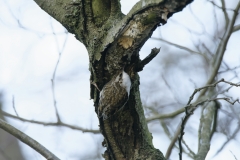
(34, 0, 193, 159)
(195, 102, 217, 160)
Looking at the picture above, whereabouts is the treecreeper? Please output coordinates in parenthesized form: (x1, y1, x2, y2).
(98, 69, 131, 120)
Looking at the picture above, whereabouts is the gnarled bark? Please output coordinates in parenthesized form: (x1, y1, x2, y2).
(33, 0, 193, 159)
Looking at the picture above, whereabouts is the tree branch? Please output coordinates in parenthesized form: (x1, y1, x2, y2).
(230, 150, 238, 160)
(213, 105, 240, 158)
(178, 79, 240, 160)
(2, 111, 100, 134)
(98, 0, 194, 60)
(151, 37, 202, 55)
(165, 80, 238, 158)
(195, 100, 216, 160)
(182, 138, 195, 158)
(12, 96, 19, 117)
(233, 24, 240, 32)
(33, 0, 195, 159)
(135, 48, 160, 72)
(179, 97, 239, 159)
(50, 19, 68, 122)
(220, 0, 229, 29)
(0, 119, 60, 160)
(214, 122, 240, 157)
(202, 1, 240, 95)
(146, 108, 184, 122)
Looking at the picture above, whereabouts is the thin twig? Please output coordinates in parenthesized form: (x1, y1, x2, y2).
(203, 1, 240, 96)
(12, 95, 19, 117)
(178, 79, 240, 159)
(162, 74, 181, 104)
(0, 119, 60, 160)
(220, 0, 229, 29)
(2, 111, 100, 134)
(182, 138, 195, 158)
(148, 107, 193, 157)
(179, 97, 239, 160)
(230, 150, 238, 160)
(50, 18, 69, 122)
(212, 105, 240, 158)
(167, 2, 240, 158)
(146, 108, 185, 122)
(208, 0, 234, 11)
(218, 65, 240, 74)
(213, 123, 240, 158)
(151, 37, 201, 55)
(166, 76, 238, 159)
(186, 78, 240, 106)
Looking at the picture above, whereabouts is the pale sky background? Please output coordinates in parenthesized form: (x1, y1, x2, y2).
(0, 0, 240, 160)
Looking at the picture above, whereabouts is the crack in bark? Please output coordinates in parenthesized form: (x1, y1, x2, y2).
(33, 0, 194, 159)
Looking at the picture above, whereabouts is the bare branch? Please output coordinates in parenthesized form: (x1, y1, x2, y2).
(179, 97, 239, 160)
(187, 99, 239, 121)
(51, 77, 61, 121)
(208, 0, 233, 11)
(0, 119, 60, 160)
(178, 78, 240, 160)
(162, 74, 181, 104)
(151, 37, 202, 55)
(230, 150, 238, 160)
(165, 124, 181, 158)
(12, 95, 19, 117)
(195, 99, 216, 160)
(203, 1, 240, 94)
(187, 78, 240, 106)
(233, 24, 240, 32)
(182, 138, 195, 158)
(212, 105, 240, 158)
(221, 0, 229, 29)
(218, 65, 240, 74)
(166, 80, 240, 158)
(2, 111, 100, 134)
(213, 122, 240, 157)
(156, 114, 194, 159)
(135, 48, 160, 72)
(51, 21, 68, 122)
(146, 108, 184, 122)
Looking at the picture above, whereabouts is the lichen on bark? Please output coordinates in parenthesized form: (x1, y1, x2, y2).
(33, 0, 194, 159)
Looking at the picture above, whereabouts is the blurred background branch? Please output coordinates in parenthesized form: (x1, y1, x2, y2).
(0, 0, 240, 159)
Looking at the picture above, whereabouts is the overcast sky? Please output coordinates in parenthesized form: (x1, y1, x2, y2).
(0, 0, 240, 160)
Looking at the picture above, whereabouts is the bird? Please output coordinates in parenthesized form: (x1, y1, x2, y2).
(98, 70, 131, 120)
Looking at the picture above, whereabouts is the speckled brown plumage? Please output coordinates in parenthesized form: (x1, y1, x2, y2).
(98, 70, 131, 120)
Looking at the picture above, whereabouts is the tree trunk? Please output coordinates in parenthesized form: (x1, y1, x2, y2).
(33, 0, 193, 159)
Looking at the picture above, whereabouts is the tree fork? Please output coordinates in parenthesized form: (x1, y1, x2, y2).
(33, 0, 194, 159)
